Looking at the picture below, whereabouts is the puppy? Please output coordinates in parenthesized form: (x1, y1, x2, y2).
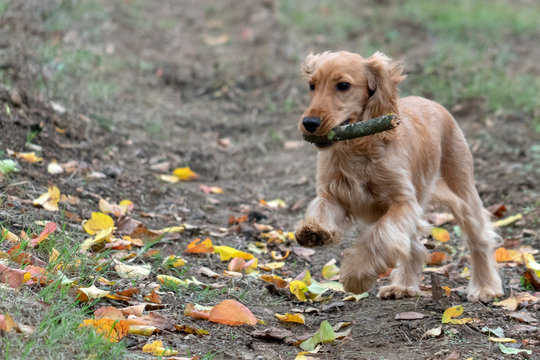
(295, 51, 503, 302)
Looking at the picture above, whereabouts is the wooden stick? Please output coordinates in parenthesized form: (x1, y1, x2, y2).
(302, 113, 400, 145)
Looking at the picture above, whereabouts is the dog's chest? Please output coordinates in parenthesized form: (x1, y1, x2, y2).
(319, 154, 387, 220)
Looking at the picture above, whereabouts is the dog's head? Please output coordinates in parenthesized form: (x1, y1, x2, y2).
(299, 51, 405, 148)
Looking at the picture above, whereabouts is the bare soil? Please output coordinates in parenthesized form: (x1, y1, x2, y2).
(1, 1, 539, 359)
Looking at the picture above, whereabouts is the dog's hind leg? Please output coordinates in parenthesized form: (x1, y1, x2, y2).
(377, 238, 427, 299)
(436, 149, 503, 302)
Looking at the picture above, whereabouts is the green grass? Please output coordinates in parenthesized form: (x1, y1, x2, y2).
(0, 225, 128, 360)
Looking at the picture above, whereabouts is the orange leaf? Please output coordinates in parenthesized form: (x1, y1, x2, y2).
(144, 289, 162, 304)
(0, 313, 16, 332)
(428, 252, 447, 266)
(30, 222, 57, 247)
(94, 306, 126, 320)
(442, 286, 451, 297)
(432, 227, 450, 242)
(260, 274, 289, 288)
(494, 247, 513, 262)
(209, 299, 257, 326)
(185, 238, 214, 253)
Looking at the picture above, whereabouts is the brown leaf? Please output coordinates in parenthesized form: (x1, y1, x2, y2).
(395, 312, 425, 320)
(94, 306, 126, 320)
(250, 327, 295, 343)
(427, 251, 447, 266)
(509, 310, 538, 324)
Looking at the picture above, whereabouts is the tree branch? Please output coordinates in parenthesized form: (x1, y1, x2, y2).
(302, 114, 400, 145)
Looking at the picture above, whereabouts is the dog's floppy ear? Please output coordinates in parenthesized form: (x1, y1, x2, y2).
(301, 51, 335, 80)
(363, 52, 406, 119)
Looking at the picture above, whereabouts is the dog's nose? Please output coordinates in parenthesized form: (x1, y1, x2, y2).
(302, 117, 321, 133)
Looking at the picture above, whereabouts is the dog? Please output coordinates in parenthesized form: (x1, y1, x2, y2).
(294, 51, 503, 302)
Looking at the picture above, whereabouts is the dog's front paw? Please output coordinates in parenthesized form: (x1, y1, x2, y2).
(377, 285, 420, 299)
(295, 223, 335, 248)
(340, 249, 378, 294)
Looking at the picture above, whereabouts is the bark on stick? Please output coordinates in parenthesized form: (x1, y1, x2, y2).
(302, 114, 400, 145)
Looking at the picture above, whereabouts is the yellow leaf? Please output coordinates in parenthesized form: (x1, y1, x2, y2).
(494, 247, 513, 262)
(185, 238, 214, 253)
(32, 186, 60, 211)
(489, 337, 517, 343)
(294, 269, 312, 286)
(494, 213, 522, 228)
(259, 261, 285, 271)
(460, 267, 470, 278)
(83, 212, 114, 235)
(260, 274, 289, 288)
(47, 161, 64, 174)
(343, 292, 369, 302)
(162, 255, 185, 268)
(275, 313, 305, 324)
(142, 340, 178, 356)
(441, 305, 474, 324)
(172, 167, 198, 181)
(155, 226, 185, 234)
(432, 227, 450, 242)
(128, 325, 157, 336)
(157, 275, 188, 286)
(322, 259, 340, 279)
(290, 280, 308, 301)
(213, 245, 254, 261)
(494, 296, 519, 311)
(1, 227, 19, 243)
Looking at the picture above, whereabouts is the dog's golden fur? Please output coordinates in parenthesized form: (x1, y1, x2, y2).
(295, 51, 503, 302)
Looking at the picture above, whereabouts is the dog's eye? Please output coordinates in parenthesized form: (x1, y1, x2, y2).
(336, 82, 351, 91)
(309, 82, 315, 91)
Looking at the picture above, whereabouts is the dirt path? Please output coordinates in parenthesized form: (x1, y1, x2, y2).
(1, 1, 539, 359)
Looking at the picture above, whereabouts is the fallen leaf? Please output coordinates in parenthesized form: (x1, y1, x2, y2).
(260, 274, 289, 288)
(250, 327, 295, 343)
(33, 186, 60, 211)
(442, 286, 451, 297)
(209, 299, 257, 326)
(489, 337, 517, 343)
(8, 150, 42, 163)
(395, 312, 425, 320)
(494, 296, 519, 311)
(113, 260, 151, 280)
(228, 257, 246, 272)
(293, 247, 316, 261)
(94, 306, 126, 320)
(260, 198, 287, 209)
(80, 318, 130, 342)
(422, 325, 442, 338)
(0, 313, 16, 332)
(213, 245, 254, 261)
(494, 214, 522, 228)
(1, 227, 19, 243)
(159, 174, 180, 183)
(300, 320, 336, 351)
(197, 266, 220, 278)
(441, 305, 474, 324)
(199, 185, 224, 194)
(432, 227, 450, 242)
(294, 269, 312, 285)
(343, 292, 369, 302)
(322, 259, 340, 280)
(494, 247, 513, 262)
(271, 249, 290, 261)
(275, 313, 305, 324)
(185, 238, 214, 253)
(0, 159, 19, 175)
(121, 304, 146, 317)
(290, 280, 309, 301)
(0, 263, 30, 288)
(162, 255, 185, 269)
(76, 284, 110, 302)
(184, 304, 211, 320)
(427, 251, 447, 266)
(174, 324, 209, 336)
(202, 33, 229, 46)
(172, 167, 198, 180)
(83, 212, 114, 235)
(498, 343, 532, 355)
(509, 310, 537, 324)
(157, 275, 188, 287)
(30, 222, 57, 247)
(128, 325, 157, 336)
(259, 261, 285, 271)
(47, 161, 64, 174)
(142, 340, 178, 356)
(99, 199, 133, 217)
